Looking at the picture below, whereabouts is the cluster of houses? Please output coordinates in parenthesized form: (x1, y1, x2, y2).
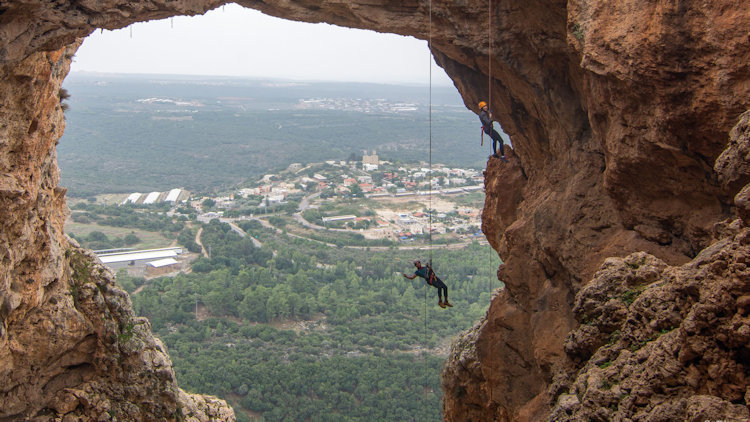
(319, 206, 481, 241)
(93, 153, 485, 278)
(115, 152, 483, 216)
(392, 209, 481, 239)
(230, 151, 483, 204)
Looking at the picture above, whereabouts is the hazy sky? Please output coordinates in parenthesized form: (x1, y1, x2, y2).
(71, 3, 453, 86)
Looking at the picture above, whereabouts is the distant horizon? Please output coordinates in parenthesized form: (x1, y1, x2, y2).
(70, 4, 455, 86)
(67, 69, 455, 88)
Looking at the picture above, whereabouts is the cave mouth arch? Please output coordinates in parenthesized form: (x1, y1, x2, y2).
(71, 4, 453, 86)
(58, 4, 497, 196)
(3, 0, 749, 420)
(49, 4, 497, 420)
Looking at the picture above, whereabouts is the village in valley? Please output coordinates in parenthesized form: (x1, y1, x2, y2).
(66, 151, 488, 278)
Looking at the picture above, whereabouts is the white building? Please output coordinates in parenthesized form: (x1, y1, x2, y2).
(322, 215, 357, 223)
(123, 193, 142, 204)
(97, 247, 184, 270)
(165, 188, 181, 203)
(146, 258, 182, 277)
(261, 194, 285, 205)
(143, 191, 161, 204)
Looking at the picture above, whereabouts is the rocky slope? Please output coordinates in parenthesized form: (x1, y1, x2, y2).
(546, 115, 750, 419)
(1, 0, 749, 421)
(0, 13, 233, 422)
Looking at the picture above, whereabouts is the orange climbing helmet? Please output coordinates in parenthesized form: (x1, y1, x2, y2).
(478, 101, 487, 109)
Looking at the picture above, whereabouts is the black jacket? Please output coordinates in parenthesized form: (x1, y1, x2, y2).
(479, 109, 493, 133)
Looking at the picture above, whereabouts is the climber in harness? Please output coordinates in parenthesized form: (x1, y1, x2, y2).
(477, 101, 508, 162)
(403, 260, 452, 308)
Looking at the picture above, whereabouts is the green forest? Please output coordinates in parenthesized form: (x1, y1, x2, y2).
(121, 218, 501, 421)
(58, 73, 505, 420)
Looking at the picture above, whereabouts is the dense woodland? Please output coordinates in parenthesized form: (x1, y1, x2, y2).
(120, 219, 501, 421)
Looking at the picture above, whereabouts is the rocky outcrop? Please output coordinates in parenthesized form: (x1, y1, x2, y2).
(716, 111, 750, 198)
(550, 236, 749, 421)
(1, 0, 749, 421)
(443, 1, 750, 420)
(0, 34, 233, 422)
(2, 232, 234, 418)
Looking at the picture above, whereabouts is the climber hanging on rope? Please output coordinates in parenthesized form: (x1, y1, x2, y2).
(477, 101, 508, 162)
(403, 260, 452, 308)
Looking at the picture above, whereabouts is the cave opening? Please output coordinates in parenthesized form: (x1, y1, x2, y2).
(54, 4, 503, 421)
(59, 3, 496, 195)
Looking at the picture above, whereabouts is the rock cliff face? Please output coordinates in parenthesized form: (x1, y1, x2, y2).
(1, 0, 749, 421)
(0, 45, 235, 420)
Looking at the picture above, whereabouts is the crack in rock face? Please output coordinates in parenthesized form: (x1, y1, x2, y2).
(1, 1, 749, 421)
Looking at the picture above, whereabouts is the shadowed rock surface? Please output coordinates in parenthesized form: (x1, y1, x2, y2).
(1, 0, 749, 420)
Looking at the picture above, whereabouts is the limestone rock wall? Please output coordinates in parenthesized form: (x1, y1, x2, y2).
(0, 38, 233, 422)
(1, 0, 749, 421)
(550, 238, 750, 421)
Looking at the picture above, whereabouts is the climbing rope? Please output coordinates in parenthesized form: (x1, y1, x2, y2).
(428, 0, 434, 268)
(423, 0, 434, 419)
(487, 0, 494, 301)
(488, 0, 492, 110)
(486, 2, 497, 414)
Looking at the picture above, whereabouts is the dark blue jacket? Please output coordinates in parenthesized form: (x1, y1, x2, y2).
(479, 109, 494, 133)
(414, 266, 437, 284)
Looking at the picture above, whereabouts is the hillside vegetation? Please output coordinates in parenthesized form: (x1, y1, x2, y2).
(126, 219, 501, 421)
